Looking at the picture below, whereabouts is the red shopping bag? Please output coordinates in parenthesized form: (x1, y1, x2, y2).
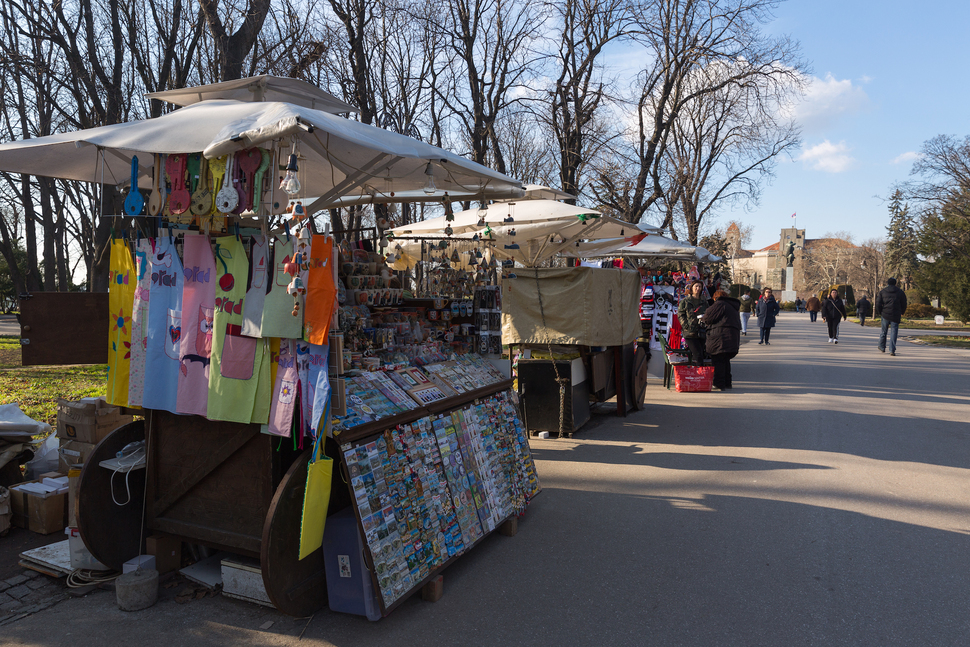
(674, 365, 714, 392)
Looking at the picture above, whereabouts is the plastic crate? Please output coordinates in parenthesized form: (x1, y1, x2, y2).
(673, 365, 714, 392)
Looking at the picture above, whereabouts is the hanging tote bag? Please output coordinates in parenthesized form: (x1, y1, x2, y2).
(299, 401, 333, 560)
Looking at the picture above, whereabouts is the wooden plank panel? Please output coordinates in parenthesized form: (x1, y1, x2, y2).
(19, 292, 108, 365)
(147, 410, 274, 554)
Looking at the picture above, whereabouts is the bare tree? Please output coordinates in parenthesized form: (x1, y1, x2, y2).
(849, 237, 885, 299)
(198, 0, 272, 81)
(544, 0, 632, 202)
(594, 0, 806, 226)
(802, 232, 857, 297)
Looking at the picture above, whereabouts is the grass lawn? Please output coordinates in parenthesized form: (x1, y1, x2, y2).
(912, 335, 970, 349)
(857, 318, 970, 331)
(0, 335, 106, 426)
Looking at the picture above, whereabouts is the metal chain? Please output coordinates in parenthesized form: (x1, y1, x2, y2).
(534, 269, 570, 436)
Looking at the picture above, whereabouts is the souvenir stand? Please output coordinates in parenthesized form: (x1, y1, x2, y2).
(501, 266, 647, 437)
(0, 76, 540, 619)
(570, 237, 724, 385)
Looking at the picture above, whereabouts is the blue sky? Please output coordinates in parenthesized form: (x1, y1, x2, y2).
(741, 0, 970, 249)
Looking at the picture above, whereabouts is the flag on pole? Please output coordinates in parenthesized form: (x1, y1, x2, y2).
(791, 213, 796, 218)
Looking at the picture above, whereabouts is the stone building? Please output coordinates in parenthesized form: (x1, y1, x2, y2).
(726, 224, 861, 300)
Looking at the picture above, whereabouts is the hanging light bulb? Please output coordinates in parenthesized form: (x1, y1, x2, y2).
(423, 162, 436, 194)
(281, 142, 301, 195)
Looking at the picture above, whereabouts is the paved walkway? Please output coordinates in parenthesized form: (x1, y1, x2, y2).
(0, 315, 19, 336)
(3, 312, 970, 645)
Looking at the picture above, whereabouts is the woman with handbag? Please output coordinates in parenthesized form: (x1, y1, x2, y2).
(677, 280, 709, 364)
(821, 289, 848, 344)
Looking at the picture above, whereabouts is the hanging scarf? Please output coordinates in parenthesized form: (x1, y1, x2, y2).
(107, 239, 136, 407)
(142, 234, 184, 413)
(127, 238, 153, 407)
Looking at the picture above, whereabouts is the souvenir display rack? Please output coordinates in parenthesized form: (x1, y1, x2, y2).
(336, 385, 540, 615)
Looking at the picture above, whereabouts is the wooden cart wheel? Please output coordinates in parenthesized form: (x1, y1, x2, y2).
(76, 420, 146, 571)
(631, 345, 649, 410)
(261, 448, 329, 617)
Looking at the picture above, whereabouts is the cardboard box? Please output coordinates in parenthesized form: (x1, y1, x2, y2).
(56, 398, 133, 444)
(328, 333, 345, 376)
(58, 440, 99, 474)
(9, 479, 67, 534)
(146, 535, 181, 574)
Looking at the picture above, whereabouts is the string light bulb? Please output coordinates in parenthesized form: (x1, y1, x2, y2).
(423, 162, 436, 194)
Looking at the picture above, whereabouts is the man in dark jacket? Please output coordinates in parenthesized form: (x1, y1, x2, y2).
(704, 290, 741, 390)
(875, 277, 908, 355)
(856, 294, 872, 326)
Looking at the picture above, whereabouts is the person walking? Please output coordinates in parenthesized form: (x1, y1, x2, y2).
(806, 294, 821, 322)
(856, 294, 872, 327)
(738, 288, 756, 336)
(704, 290, 741, 391)
(821, 289, 848, 343)
(756, 287, 780, 345)
(794, 297, 803, 313)
(875, 277, 908, 356)
(678, 280, 709, 365)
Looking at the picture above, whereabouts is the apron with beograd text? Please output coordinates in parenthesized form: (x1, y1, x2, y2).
(177, 234, 216, 417)
(107, 240, 137, 407)
(142, 234, 183, 413)
(127, 238, 153, 407)
(207, 236, 265, 424)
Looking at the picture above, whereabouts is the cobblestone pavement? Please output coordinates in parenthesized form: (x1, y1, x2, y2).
(0, 567, 71, 626)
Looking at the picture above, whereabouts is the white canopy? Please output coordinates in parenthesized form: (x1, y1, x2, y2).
(571, 234, 722, 262)
(387, 200, 608, 237)
(0, 95, 524, 212)
(145, 75, 355, 113)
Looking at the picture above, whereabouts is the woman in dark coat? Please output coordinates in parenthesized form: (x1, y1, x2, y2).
(677, 280, 709, 365)
(704, 290, 742, 390)
(755, 287, 780, 345)
(821, 289, 848, 344)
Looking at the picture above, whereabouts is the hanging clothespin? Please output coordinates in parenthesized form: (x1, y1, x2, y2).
(110, 226, 116, 241)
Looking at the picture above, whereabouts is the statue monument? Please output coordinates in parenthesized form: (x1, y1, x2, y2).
(782, 240, 797, 302)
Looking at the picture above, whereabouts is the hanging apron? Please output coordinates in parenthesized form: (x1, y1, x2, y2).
(240, 234, 268, 338)
(303, 236, 337, 345)
(127, 238, 153, 407)
(265, 339, 298, 437)
(106, 240, 136, 407)
(260, 234, 303, 339)
(177, 234, 216, 417)
(207, 236, 265, 424)
(142, 235, 184, 413)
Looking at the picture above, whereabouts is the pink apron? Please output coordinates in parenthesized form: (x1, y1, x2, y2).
(176, 234, 216, 417)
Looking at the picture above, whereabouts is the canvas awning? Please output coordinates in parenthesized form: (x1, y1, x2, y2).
(0, 82, 524, 212)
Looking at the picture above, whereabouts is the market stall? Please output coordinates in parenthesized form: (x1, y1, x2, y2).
(1, 76, 540, 618)
(501, 266, 646, 436)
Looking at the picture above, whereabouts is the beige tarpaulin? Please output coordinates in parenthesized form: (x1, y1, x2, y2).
(502, 267, 641, 346)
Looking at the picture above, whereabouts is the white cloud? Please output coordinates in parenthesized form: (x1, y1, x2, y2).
(790, 73, 870, 133)
(797, 140, 855, 173)
(891, 151, 922, 165)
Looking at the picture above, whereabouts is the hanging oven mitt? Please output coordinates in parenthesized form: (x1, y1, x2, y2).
(299, 402, 333, 561)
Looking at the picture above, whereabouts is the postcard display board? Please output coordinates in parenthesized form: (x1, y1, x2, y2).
(332, 356, 541, 615)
